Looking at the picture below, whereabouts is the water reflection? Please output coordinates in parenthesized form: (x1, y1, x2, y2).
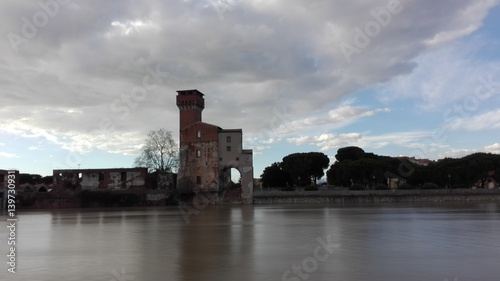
(0, 203, 498, 280)
(178, 206, 255, 281)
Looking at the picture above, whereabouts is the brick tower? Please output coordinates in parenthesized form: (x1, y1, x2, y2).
(175, 89, 254, 203)
(176, 90, 220, 192)
(176, 89, 205, 130)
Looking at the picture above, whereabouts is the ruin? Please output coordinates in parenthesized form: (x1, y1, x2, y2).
(176, 89, 254, 203)
(52, 168, 149, 191)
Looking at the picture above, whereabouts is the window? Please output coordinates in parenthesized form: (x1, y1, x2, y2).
(226, 146, 231, 152)
(236, 157, 239, 161)
(196, 176, 202, 185)
(226, 136, 231, 142)
(196, 150, 201, 158)
(219, 158, 223, 161)
(196, 130, 201, 139)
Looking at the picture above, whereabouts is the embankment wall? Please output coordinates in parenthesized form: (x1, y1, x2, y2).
(253, 189, 500, 204)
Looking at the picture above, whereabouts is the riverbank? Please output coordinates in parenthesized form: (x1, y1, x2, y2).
(253, 188, 500, 204)
(3, 190, 174, 209)
(6, 188, 500, 209)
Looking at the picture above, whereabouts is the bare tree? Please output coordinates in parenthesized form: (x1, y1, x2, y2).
(134, 129, 178, 173)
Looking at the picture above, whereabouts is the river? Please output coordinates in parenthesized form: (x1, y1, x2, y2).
(1, 202, 499, 280)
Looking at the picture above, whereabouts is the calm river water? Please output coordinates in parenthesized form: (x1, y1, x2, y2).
(1, 202, 499, 281)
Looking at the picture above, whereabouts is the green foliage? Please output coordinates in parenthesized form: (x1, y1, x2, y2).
(19, 173, 42, 185)
(421, 182, 439, 189)
(79, 191, 141, 207)
(18, 194, 36, 207)
(405, 153, 500, 188)
(327, 153, 398, 187)
(277, 152, 329, 187)
(335, 146, 365, 162)
(398, 183, 415, 190)
(41, 176, 52, 184)
(19, 174, 53, 185)
(328, 147, 500, 190)
(349, 184, 365, 190)
(374, 184, 390, 190)
(261, 162, 291, 188)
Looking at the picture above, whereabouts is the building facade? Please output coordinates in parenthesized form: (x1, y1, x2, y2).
(176, 89, 253, 202)
(53, 168, 148, 191)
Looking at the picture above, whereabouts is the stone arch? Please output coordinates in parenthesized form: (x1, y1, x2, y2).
(221, 165, 242, 190)
(229, 167, 241, 189)
(220, 163, 253, 203)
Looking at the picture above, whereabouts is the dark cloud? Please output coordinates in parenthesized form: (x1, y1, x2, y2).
(0, 0, 496, 154)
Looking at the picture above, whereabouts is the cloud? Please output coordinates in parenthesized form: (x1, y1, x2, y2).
(258, 99, 390, 140)
(445, 109, 500, 131)
(435, 142, 500, 159)
(423, 0, 497, 46)
(288, 133, 362, 151)
(0, 152, 18, 159)
(377, 38, 500, 111)
(485, 143, 500, 153)
(0, 0, 497, 156)
(287, 130, 436, 152)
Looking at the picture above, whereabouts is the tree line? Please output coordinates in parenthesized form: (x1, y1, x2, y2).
(260, 152, 330, 188)
(261, 146, 500, 189)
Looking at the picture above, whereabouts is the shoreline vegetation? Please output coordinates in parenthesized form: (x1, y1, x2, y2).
(8, 188, 500, 209)
(261, 147, 500, 190)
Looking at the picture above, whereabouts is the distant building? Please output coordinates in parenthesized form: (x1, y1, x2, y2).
(397, 156, 434, 166)
(52, 168, 149, 191)
(176, 89, 254, 203)
(474, 171, 499, 189)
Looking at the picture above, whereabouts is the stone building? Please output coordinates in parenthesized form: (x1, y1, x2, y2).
(176, 89, 254, 203)
(52, 168, 148, 191)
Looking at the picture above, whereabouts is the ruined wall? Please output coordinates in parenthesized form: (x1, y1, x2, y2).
(81, 172, 100, 190)
(53, 168, 148, 191)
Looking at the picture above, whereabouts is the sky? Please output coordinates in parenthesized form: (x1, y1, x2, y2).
(1, 0, 500, 178)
